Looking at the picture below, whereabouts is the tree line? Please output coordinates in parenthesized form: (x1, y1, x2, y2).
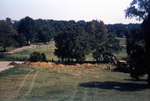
(0, 16, 140, 52)
(54, 20, 123, 62)
(106, 23, 140, 37)
(0, 17, 125, 62)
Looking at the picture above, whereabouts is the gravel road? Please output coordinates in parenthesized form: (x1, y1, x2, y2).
(0, 61, 24, 72)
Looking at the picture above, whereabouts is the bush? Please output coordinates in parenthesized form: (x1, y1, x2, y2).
(52, 58, 54, 62)
(0, 53, 6, 59)
(0, 56, 28, 61)
(30, 51, 47, 62)
(41, 52, 46, 62)
(30, 51, 41, 62)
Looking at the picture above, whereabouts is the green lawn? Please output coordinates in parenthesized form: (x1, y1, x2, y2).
(6, 43, 58, 61)
(0, 65, 149, 101)
(5, 38, 127, 61)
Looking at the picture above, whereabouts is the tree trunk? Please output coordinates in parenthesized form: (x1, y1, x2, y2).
(26, 38, 29, 45)
(61, 58, 64, 62)
(148, 68, 150, 85)
(4, 45, 6, 52)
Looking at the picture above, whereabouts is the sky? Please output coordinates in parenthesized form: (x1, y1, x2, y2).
(0, 0, 142, 24)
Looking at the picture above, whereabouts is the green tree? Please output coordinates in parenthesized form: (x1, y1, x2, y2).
(16, 33, 26, 46)
(18, 16, 36, 45)
(125, 27, 146, 79)
(54, 23, 90, 62)
(30, 51, 41, 62)
(0, 20, 17, 51)
(38, 25, 54, 44)
(88, 20, 122, 62)
(34, 19, 55, 43)
(125, 0, 150, 85)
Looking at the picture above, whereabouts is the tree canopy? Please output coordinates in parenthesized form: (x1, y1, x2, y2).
(0, 19, 17, 51)
(18, 16, 36, 45)
(125, 0, 150, 21)
(54, 22, 90, 62)
(125, 0, 150, 85)
(87, 20, 122, 62)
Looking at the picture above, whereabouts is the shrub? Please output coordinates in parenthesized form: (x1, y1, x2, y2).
(52, 58, 54, 62)
(41, 52, 46, 62)
(30, 51, 47, 62)
(30, 51, 41, 62)
(0, 53, 6, 59)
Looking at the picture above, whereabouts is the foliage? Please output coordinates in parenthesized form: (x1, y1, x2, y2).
(87, 20, 122, 62)
(125, 0, 150, 85)
(15, 33, 26, 46)
(0, 19, 17, 51)
(30, 51, 42, 62)
(30, 51, 47, 62)
(0, 53, 6, 59)
(41, 52, 46, 62)
(18, 16, 36, 45)
(106, 23, 140, 38)
(0, 56, 28, 61)
(54, 22, 90, 62)
(35, 19, 55, 44)
(125, 0, 150, 21)
(125, 27, 147, 79)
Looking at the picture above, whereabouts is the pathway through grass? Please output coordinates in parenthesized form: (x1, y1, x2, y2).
(0, 65, 149, 101)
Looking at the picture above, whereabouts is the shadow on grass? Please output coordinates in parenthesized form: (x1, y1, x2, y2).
(124, 79, 147, 82)
(79, 81, 149, 91)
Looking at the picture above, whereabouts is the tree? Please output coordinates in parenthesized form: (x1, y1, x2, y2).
(125, 27, 146, 79)
(125, 0, 150, 21)
(16, 33, 26, 46)
(125, 0, 150, 85)
(87, 20, 122, 62)
(18, 16, 36, 45)
(0, 20, 17, 51)
(54, 23, 90, 62)
(34, 19, 55, 43)
(38, 25, 54, 44)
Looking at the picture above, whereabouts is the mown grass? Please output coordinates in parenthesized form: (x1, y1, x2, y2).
(7, 43, 58, 61)
(0, 65, 149, 101)
(3, 38, 127, 61)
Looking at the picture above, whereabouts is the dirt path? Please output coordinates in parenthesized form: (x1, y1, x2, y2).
(0, 61, 24, 72)
(5, 45, 35, 54)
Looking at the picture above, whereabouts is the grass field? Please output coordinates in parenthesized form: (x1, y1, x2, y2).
(0, 65, 149, 101)
(0, 38, 149, 101)
(5, 38, 127, 61)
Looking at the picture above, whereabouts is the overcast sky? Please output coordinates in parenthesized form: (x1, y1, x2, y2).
(0, 0, 142, 24)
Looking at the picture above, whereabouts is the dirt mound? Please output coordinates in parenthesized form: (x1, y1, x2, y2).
(9, 61, 23, 65)
(9, 61, 18, 65)
(8, 61, 24, 66)
(25, 61, 105, 69)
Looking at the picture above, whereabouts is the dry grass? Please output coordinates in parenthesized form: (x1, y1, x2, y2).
(0, 64, 149, 101)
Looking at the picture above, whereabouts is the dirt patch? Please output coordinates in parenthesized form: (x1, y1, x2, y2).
(8, 61, 24, 66)
(25, 61, 107, 69)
